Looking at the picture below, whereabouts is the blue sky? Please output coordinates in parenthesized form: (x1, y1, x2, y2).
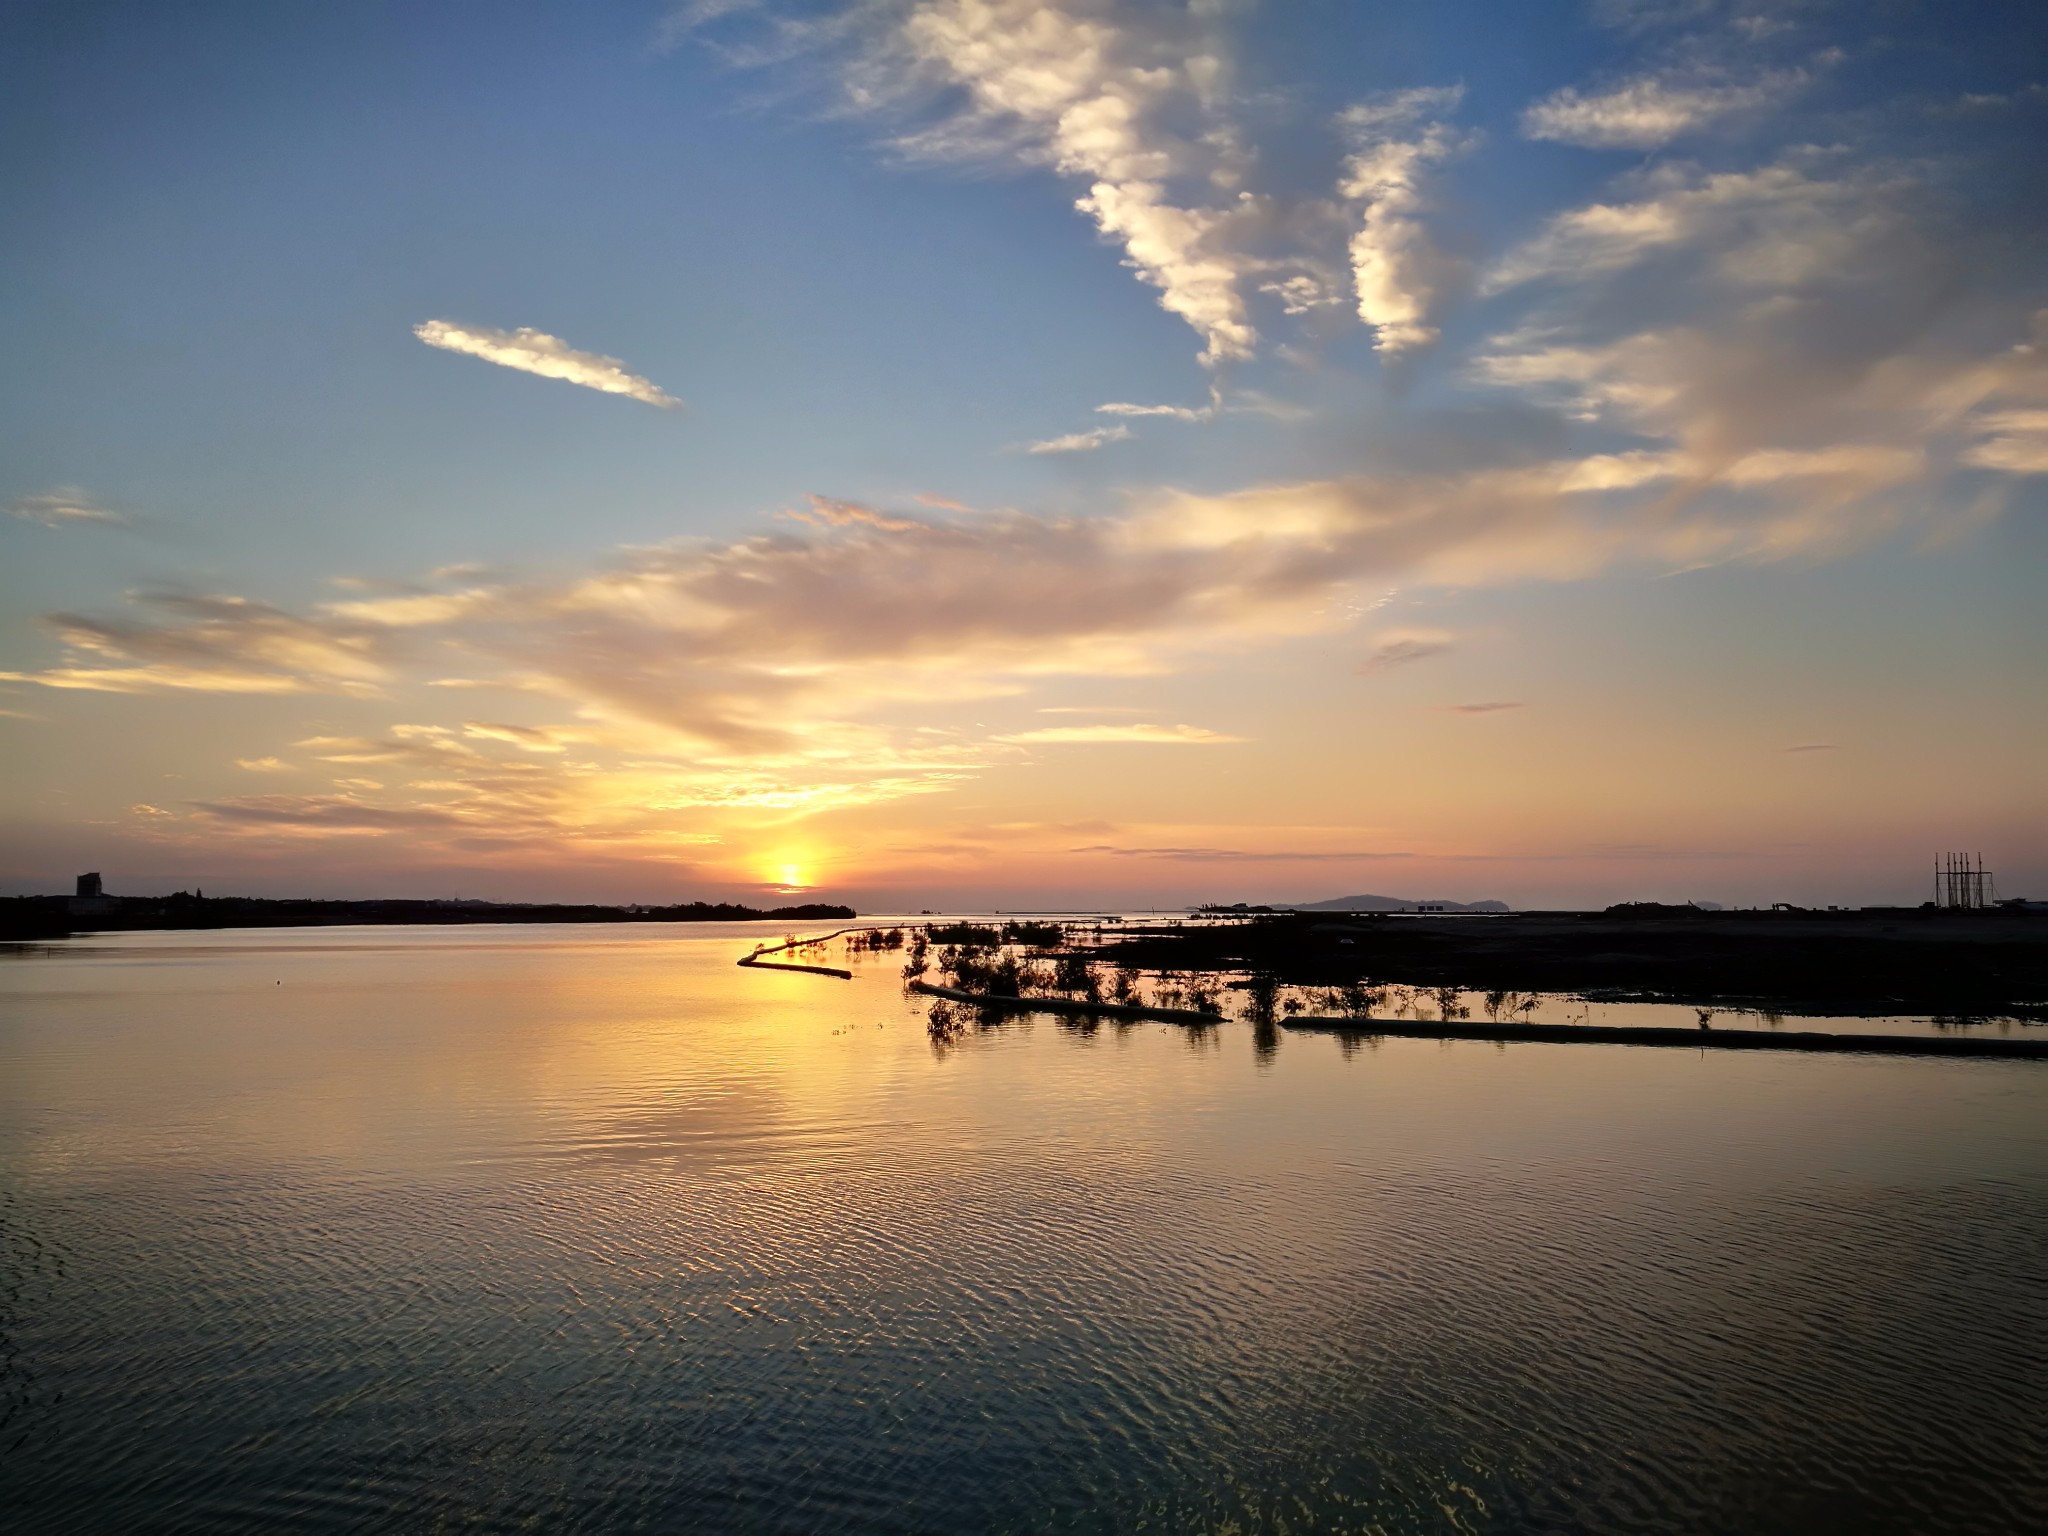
(3, 0, 2044, 906)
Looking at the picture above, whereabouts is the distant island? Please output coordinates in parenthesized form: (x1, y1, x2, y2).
(0, 884, 854, 942)
(1289, 892, 1511, 914)
(1202, 893, 1511, 914)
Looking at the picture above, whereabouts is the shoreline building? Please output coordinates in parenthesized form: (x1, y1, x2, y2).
(69, 872, 116, 917)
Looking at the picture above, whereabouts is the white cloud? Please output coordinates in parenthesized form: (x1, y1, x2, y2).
(1336, 86, 1468, 354)
(1023, 424, 1131, 455)
(1259, 274, 1347, 315)
(6, 488, 130, 528)
(1096, 400, 1212, 421)
(1341, 85, 1464, 136)
(413, 320, 682, 408)
(671, 6, 1500, 364)
(1522, 71, 1804, 148)
(1094, 391, 1308, 423)
(892, 0, 1259, 366)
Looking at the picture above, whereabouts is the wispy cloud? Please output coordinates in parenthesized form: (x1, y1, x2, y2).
(1, 594, 389, 696)
(1095, 401, 1212, 422)
(1071, 844, 1406, 862)
(1023, 424, 1131, 455)
(999, 723, 1242, 745)
(1963, 408, 2048, 474)
(188, 794, 475, 837)
(1484, 157, 1904, 295)
(413, 320, 682, 408)
(6, 488, 130, 529)
(789, 493, 922, 531)
(1362, 633, 1455, 672)
(1092, 393, 1307, 426)
(1783, 742, 1837, 753)
(1445, 701, 1524, 714)
(461, 720, 590, 753)
(1522, 70, 1805, 149)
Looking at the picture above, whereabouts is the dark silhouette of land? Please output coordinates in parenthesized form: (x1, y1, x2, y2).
(1278, 1014, 2048, 1059)
(1288, 893, 1511, 913)
(0, 892, 854, 941)
(1093, 906, 2048, 1021)
(903, 978, 2048, 1058)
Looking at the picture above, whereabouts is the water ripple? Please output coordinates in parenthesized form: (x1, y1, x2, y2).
(1, 926, 2043, 1532)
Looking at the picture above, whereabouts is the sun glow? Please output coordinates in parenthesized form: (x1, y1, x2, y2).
(764, 850, 818, 892)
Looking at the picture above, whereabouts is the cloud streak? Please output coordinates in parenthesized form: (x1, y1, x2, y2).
(1071, 843, 1407, 862)
(1023, 424, 1132, 455)
(998, 723, 1242, 745)
(1484, 157, 1903, 296)
(6, 488, 130, 529)
(1963, 408, 2048, 474)
(413, 320, 682, 408)
(1521, 70, 1804, 149)
(1361, 633, 1455, 673)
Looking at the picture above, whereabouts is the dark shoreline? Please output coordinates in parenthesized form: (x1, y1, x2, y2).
(905, 980, 2048, 1058)
(0, 895, 854, 942)
(1280, 1014, 2048, 1059)
(1090, 908, 2048, 1023)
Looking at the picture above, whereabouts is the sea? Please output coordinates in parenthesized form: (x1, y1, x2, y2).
(2, 922, 2044, 1533)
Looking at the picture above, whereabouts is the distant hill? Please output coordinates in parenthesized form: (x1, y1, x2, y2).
(1287, 893, 1510, 913)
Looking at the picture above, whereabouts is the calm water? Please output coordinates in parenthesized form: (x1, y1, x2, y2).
(2, 925, 2044, 1534)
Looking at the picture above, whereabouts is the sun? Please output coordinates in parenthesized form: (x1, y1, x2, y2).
(763, 849, 818, 892)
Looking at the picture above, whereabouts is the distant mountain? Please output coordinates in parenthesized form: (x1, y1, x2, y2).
(1287, 893, 1510, 913)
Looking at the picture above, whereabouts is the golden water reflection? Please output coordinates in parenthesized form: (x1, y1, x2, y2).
(2, 924, 2044, 1533)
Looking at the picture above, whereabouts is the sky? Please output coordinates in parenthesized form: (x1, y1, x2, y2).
(2, 0, 2044, 911)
